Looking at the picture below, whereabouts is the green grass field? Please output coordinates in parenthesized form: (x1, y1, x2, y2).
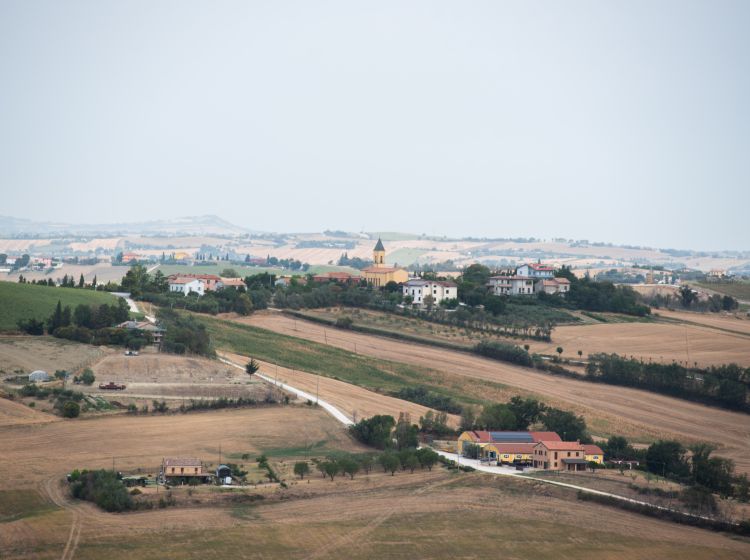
(0, 282, 119, 332)
(0, 490, 58, 523)
(385, 248, 428, 266)
(197, 314, 509, 407)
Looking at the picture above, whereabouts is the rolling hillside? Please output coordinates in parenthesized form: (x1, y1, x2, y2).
(0, 282, 119, 332)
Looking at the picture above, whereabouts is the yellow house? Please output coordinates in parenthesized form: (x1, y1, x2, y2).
(583, 444, 605, 465)
(361, 238, 408, 287)
(483, 443, 536, 464)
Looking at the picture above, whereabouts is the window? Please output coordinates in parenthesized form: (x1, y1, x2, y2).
(567, 452, 571, 457)
(180, 468, 184, 474)
(554, 452, 558, 460)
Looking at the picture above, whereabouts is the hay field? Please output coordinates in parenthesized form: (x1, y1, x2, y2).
(239, 312, 750, 473)
(0, 398, 58, 428)
(0, 264, 132, 286)
(529, 320, 750, 367)
(1, 408, 748, 559)
(0, 337, 108, 375)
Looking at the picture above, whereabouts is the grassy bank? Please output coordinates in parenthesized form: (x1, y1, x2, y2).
(0, 282, 119, 332)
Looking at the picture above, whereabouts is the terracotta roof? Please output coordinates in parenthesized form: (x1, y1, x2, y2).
(172, 273, 221, 281)
(583, 444, 604, 455)
(220, 278, 246, 286)
(536, 441, 585, 451)
(486, 443, 537, 454)
(529, 431, 562, 442)
(528, 263, 555, 271)
(555, 277, 571, 284)
(169, 277, 203, 285)
(164, 457, 201, 467)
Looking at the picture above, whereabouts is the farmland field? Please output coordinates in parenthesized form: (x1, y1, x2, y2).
(233, 311, 750, 473)
(695, 281, 750, 302)
(0, 336, 108, 375)
(0, 282, 120, 332)
(1, 405, 749, 559)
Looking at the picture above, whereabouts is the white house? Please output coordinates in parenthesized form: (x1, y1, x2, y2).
(169, 277, 205, 296)
(487, 263, 567, 296)
(487, 275, 535, 296)
(516, 263, 555, 279)
(403, 279, 458, 307)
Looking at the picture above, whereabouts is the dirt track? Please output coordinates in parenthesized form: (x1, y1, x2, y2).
(220, 351, 459, 427)
(240, 312, 750, 473)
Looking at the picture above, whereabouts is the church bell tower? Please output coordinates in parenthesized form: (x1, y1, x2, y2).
(373, 238, 385, 268)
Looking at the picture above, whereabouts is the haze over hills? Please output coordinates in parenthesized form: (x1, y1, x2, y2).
(0, 214, 255, 237)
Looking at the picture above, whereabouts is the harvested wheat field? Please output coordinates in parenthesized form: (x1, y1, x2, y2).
(87, 351, 268, 402)
(1, 408, 749, 559)
(238, 312, 750, 473)
(528, 320, 750, 367)
(0, 398, 58, 427)
(0, 337, 108, 375)
(220, 350, 459, 426)
(655, 308, 750, 336)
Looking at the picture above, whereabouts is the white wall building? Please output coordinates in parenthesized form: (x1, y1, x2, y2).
(403, 279, 457, 307)
(487, 263, 568, 296)
(487, 275, 536, 296)
(169, 277, 205, 296)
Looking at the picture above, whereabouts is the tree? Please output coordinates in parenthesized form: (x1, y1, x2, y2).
(484, 295, 506, 316)
(416, 448, 439, 471)
(293, 461, 310, 479)
(460, 406, 477, 431)
(423, 294, 435, 311)
(78, 274, 85, 288)
(245, 359, 260, 375)
(234, 293, 254, 315)
(689, 443, 734, 496)
(349, 415, 396, 449)
(339, 456, 360, 479)
(74, 304, 93, 328)
(358, 454, 374, 474)
(577, 350, 583, 358)
(401, 451, 420, 473)
(645, 440, 689, 479)
(322, 460, 340, 481)
(379, 452, 400, 475)
(79, 369, 95, 385)
(507, 397, 545, 430)
(17, 318, 45, 335)
(678, 285, 697, 308)
(394, 414, 419, 449)
(47, 300, 64, 333)
(541, 408, 589, 442)
(62, 401, 80, 418)
(556, 347, 564, 357)
(477, 404, 517, 430)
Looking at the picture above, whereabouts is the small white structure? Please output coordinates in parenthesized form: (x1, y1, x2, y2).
(168, 277, 205, 296)
(403, 279, 457, 307)
(28, 370, 50, 382)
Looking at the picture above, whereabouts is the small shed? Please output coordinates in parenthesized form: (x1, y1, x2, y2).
(28, 370, 49, 382)
(216, 464, 232, 479)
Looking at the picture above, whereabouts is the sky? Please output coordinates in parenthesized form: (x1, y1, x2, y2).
(1, 1, 748, 251)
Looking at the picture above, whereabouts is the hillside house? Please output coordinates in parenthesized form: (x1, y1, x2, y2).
(362, 239, 409, 287)
(487, 262, 567, 296)
(219, 277, 246, 289)
(117, 320, 165, 345)
(161, 457, 208, 482)
(583, 444, 604, 465)
(516, 263, 555, 279)
(487, 275, 536, 296)
(533, 441, 588, 471)
(168, 277, 205, 296)
(169, 273, 222, 291)
(536, 277, 571, 295)
(403, 279, 457, 307)
(457, 431, 561, 455)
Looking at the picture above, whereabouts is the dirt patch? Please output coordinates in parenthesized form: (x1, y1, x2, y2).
(0, 337, 108, 376)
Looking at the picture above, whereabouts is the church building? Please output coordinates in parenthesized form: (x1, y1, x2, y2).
(361, 238, 409, 287)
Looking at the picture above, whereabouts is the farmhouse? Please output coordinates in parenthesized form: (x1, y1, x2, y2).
(361, 239, 409, 287)
(161, 457, 208, 482)
(219, 277, 246, 289)
(536, 277, 571, 295)
(117, 320, 165, 345)
(533, 441, 588, 471)
(457, 430, 561, 455)
(487, 275, 536, 296)
(403, 279, 457, 307)
(584, 444, 604, 465)
(168, 273, 222, 291)
(169, 276, 205, 296)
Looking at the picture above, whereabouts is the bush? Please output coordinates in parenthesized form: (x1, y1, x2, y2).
(474, 341, 533, 367)
(62, 401, 80, 418)
(79, 368, 95, 386)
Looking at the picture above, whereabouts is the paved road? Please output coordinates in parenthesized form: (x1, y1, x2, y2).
(111, 291, 156, 323)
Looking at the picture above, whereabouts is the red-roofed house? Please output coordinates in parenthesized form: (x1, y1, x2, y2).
(583, 444, 604, 465)
(533, 441, 588, 471)
(457, 430, 562, 455)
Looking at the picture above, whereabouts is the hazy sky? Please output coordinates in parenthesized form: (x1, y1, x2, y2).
(1, 1, 748, 250)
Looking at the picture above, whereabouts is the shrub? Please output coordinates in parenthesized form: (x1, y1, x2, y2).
(474, 341, 533, 367)
(71, 470, 133, 512)
(62, 401, 80, 418)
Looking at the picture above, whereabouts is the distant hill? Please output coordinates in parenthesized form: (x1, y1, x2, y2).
(0, 214, 256, 237)
(0, 282, 119, 332)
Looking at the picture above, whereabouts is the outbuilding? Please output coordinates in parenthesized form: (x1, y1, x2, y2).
(28, 370, 50, 382)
